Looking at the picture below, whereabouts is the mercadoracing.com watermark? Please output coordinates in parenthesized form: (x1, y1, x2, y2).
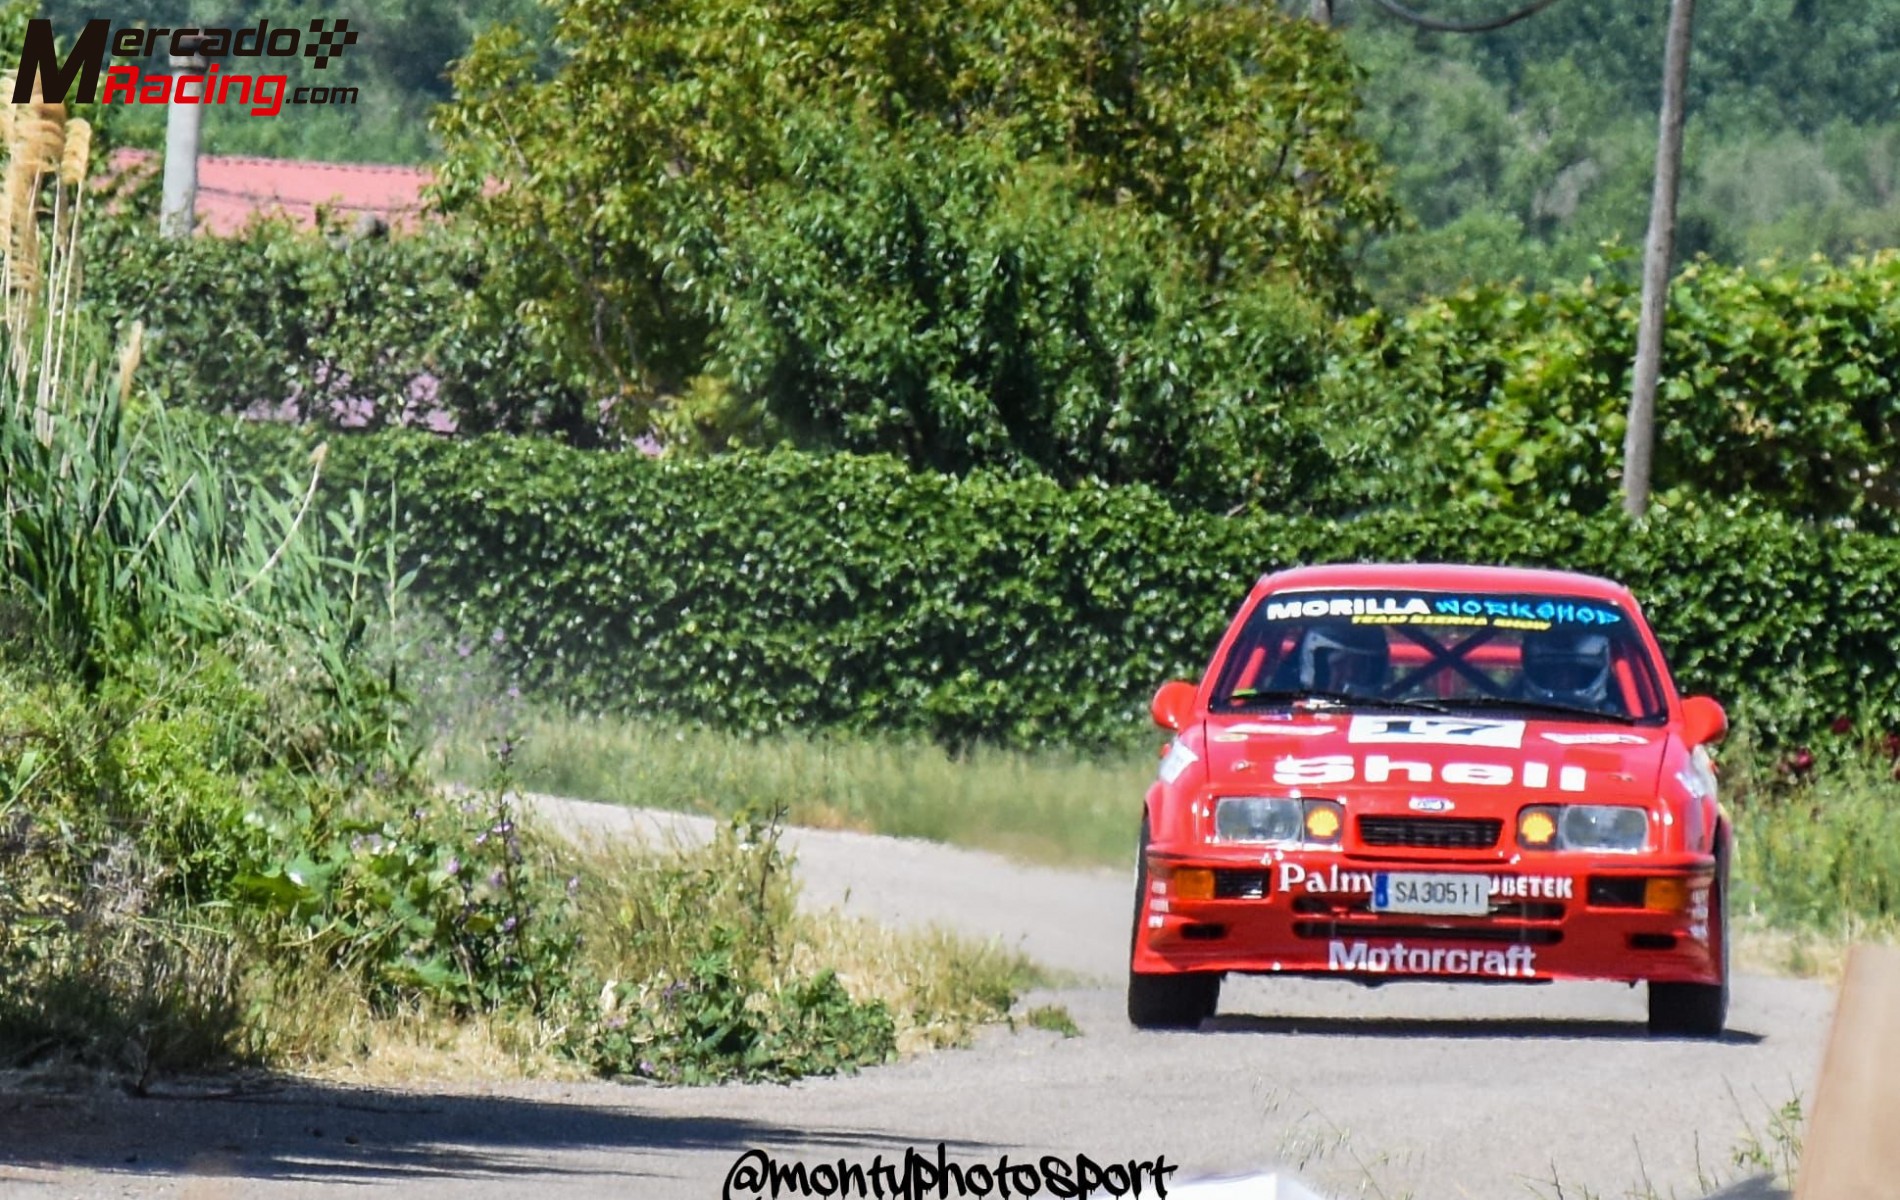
(723, 1145, 1179, 1199)
(13, 18, 360, 117)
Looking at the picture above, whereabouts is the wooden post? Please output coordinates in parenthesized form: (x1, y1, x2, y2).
(1796, 943, 1900, 1199)
(1622, 0, 1695, 517)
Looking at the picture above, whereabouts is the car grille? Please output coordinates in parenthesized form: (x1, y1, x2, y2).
(1357, 816, 1503, 851)
(1293, 920, 1562, 945)
(1292, 896, 1566, 922)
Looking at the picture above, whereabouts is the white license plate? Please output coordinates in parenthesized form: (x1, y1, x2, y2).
(1372, 872, 1491, 916)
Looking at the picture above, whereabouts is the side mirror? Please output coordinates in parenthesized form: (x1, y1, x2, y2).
(1681, 695, 1728, 748)
(1151, 680, 1199, 733)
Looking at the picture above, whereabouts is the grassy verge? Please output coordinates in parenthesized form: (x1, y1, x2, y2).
(431, 710, 1157, 867)
(437, 708, 1900, 979)
(1724, 728, 1900, 979)
(0, 658, 1028, 1086)
(242, 799, 1033, 1086)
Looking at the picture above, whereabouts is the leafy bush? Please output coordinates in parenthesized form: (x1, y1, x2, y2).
(1322, 252, 1900, 530)
(564, 802, 864, 1081)
(582, 944, 897, 1085)
(81, 201, 596, 443)
(675, 115, 1332, 512)
(200, 423, 1900, 750)
(230, 765, 582, 1014)
(0, 650, 989, 1081)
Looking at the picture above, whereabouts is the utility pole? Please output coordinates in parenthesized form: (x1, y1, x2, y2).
(1622, 0, 1696, 517)
(160, 37, 207, 238)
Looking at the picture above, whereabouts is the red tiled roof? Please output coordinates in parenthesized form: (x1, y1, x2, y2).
(109, 148, 434, 234)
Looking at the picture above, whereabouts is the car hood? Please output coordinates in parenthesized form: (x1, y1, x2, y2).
(1199, 711, 1667, 806)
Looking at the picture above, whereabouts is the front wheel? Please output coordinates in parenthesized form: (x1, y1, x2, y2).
(1127, 814, 1221, 1029)
(1648, 847, 1729, 1038)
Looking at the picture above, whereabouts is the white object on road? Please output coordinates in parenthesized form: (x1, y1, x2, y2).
(1165, 1171, 1334, 1199)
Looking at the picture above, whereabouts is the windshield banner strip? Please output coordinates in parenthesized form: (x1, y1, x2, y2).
(1260, 593, 1624, 630)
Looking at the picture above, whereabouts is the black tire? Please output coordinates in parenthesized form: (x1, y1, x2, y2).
(1648, 839, 1730, 1038)
(1127, 814, 1221, 1030)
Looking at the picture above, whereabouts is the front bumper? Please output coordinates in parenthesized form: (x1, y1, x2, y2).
(1132, 846, 1719, 986)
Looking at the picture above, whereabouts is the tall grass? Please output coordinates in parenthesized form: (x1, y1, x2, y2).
(434, 711, 1156, 866)
(0, 84, 412, 1075)
(1726, 731, 1900, 966)
(0, 82, 406, 703)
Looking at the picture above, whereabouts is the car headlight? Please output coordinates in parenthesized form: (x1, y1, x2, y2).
(1213, 797, 1304, 844)
(1518, 805, 1650, 852)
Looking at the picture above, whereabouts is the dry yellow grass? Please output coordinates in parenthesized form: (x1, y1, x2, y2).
(235, 960, 585, 1086)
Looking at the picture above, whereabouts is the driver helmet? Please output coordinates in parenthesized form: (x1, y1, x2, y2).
(1298, 623, 1389, 695)
(1522, 629, 1613, 704)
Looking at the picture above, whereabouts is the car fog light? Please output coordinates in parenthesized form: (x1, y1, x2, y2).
(1303, 801, 1343, 843)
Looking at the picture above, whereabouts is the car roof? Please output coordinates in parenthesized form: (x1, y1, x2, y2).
(1254, 562, 1636, 605)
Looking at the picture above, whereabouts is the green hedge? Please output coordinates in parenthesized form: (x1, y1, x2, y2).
(1322, 254, 1900, 531)
(210, 423, 1900, 749)
(83, 209, 596, 444)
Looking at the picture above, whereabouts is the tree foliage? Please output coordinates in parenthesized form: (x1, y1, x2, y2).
(1310, 1, 1900, 301)
(676, 116, 1334, 509)
(1322, 251, 1900, 530)
(431, 0, 1397, 468)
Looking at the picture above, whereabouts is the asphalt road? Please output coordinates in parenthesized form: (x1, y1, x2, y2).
(0, 797, 1830, 1199)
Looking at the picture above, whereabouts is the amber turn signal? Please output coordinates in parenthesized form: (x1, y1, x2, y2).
(1643, 878, 1690, 912)
(1172, 868, 1215, 901)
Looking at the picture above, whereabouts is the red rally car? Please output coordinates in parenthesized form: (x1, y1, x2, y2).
(1130, 563, 1732, 1036)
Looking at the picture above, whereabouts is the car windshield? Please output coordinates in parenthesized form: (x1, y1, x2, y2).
(1208, 588, 1668, 723)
